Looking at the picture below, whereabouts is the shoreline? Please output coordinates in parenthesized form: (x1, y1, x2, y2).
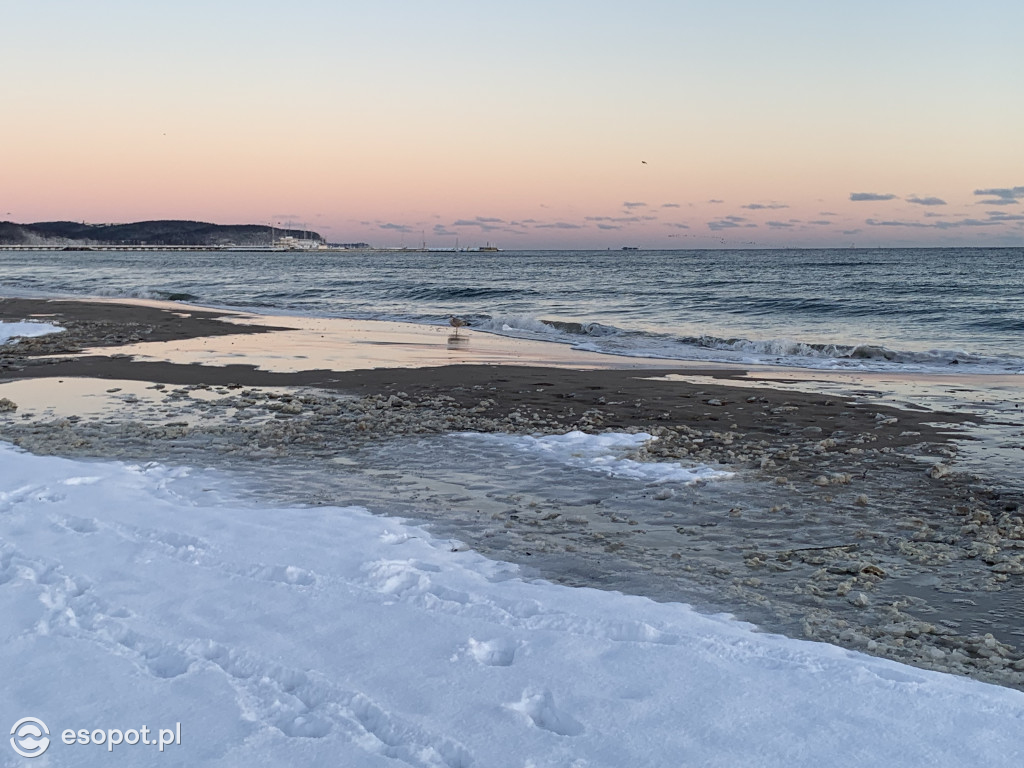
(2, 296, 1024, 690)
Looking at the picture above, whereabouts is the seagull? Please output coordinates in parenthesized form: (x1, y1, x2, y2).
(449, 316, 468, 336)
(641, 160, 647, 165)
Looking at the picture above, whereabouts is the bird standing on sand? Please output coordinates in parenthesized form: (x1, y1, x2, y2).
(449, 316, 468, 336)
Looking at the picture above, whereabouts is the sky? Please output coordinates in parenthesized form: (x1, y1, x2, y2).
(2, 0, 1023, 249)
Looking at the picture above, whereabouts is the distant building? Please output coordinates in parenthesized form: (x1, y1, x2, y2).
(275, 235, 326, 250)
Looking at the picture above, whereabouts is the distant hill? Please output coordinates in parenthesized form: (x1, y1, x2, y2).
(0, 220, 323, 247)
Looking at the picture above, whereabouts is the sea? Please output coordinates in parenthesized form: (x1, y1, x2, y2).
(1, 247, 1022, 375)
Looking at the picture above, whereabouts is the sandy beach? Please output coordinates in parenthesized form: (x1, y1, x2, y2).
(2, 296, 1023, 690)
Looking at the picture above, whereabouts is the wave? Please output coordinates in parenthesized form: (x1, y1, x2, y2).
(469, 315, 618, 338)
(90, 286, 200, 302)
(685, 335, 1003, 368)
(462, 313, 1024, 374)
(389, 285, 536, 301)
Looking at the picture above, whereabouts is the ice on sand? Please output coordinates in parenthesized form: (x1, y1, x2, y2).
(0, 320, 63, 345)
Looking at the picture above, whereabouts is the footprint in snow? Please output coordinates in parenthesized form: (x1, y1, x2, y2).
(507, 689, 583, 737)
(467, 637, 518, 667)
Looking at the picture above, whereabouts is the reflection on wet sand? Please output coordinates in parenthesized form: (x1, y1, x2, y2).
(68, 312, 693, 373)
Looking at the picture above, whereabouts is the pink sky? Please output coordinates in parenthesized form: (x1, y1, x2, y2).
(3, 1, 1022, 248)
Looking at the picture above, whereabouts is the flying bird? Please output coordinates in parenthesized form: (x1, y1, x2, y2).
(641, 160, 647, 165)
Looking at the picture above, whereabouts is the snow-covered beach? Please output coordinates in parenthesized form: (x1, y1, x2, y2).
(2, 298, 1024, 766)
(3, 444, 1023, 767)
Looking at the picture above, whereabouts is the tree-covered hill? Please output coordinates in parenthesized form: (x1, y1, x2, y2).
(0, 220, 322, 246)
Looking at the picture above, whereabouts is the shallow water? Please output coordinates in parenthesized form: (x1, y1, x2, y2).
(150, 424, 1024, 662)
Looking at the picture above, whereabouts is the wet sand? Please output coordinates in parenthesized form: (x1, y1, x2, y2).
(2, 297, 1023, 689)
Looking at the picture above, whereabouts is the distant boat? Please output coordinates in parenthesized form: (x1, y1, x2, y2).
(477, 243, 500, 252)
(621, 246, 639, 251)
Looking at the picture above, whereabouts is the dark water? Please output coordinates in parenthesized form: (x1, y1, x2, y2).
(1, 247, 1021, 373)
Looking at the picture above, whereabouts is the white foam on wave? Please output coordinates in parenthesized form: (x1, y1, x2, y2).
(0, 319, 64, 345)
(470, 313, 565, 337)
(571, 334, 1024, 374)
(91, 285, 178, 300)
(458, 430, 735, 485)
(462, 312, 1024, 374)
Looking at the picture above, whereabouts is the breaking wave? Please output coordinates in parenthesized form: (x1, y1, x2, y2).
(461, 313, 1024, 374)
(91, 286, 200, 302)
(469, 315, 618, 338)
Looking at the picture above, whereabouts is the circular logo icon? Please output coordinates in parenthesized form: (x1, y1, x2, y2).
(10, 718, 50, 758)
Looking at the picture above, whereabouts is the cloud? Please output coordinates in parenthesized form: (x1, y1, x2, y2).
(906, 195, 946, 206)
(707, 199, 724, 204)
(451, 216, 506, 225)
(661, 203, 681, 208)
(866, 216, 1003, 229)
(974, 186, 1024, 202)
(432, 224, 457, 236)
(865, 218, 927, 228)
(850, 193, 898, 202)
(766, 221, 794, 228)
(665, 222, 690, 229)
(985, 211, 1024, 222)
(973, 187, 1024, 206)
(596, 223, 622, 230)
(808, 220, 831, 226)
(585, 216, 642, 223)
(535, 222, 584, 229)
(379, 222, 413, 233)
(935, 219, 998, 229)
(707, 216, 750, 231)
(622, 201, 647, 209)
(452, 217, 506, 231)
(743, 203, 789, 210)
(841, 229, 862, 235)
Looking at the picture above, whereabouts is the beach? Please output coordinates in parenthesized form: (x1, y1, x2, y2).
(8, 2, 1024, 760)
(3, 296, 1023, 696)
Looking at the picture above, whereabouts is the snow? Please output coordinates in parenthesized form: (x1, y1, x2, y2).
(0, 320, 63, 345)
(1, 442, 1022, 767)
(457, 430, 734, 485)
